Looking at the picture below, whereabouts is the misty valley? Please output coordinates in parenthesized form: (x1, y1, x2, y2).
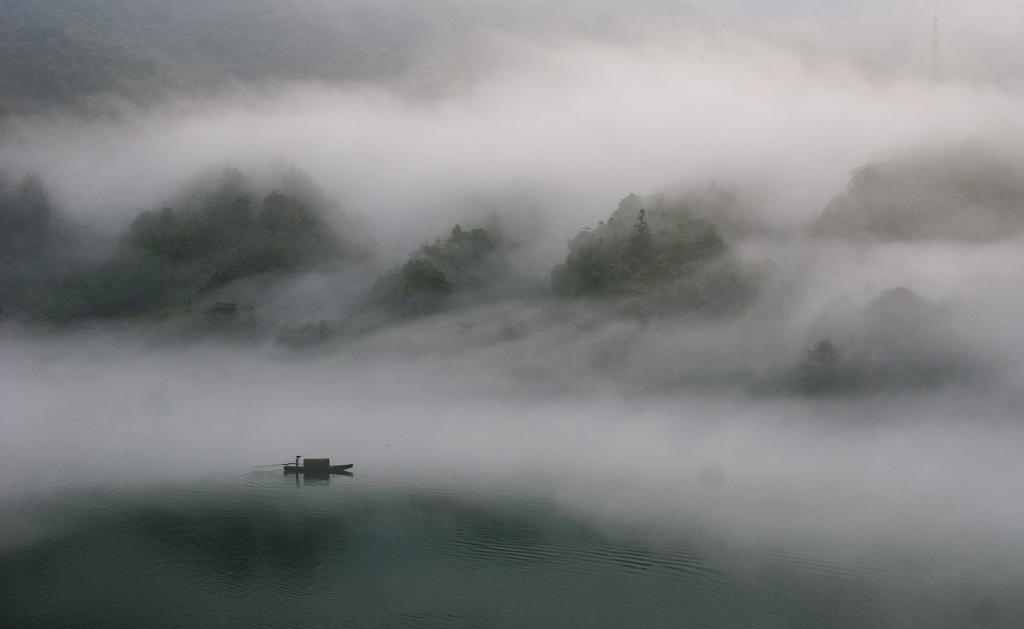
(3, 1, 1024, 628)
(1, 145, 1018, 397)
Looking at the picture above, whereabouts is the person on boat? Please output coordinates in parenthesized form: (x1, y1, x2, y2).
(295, 455, 300, 469)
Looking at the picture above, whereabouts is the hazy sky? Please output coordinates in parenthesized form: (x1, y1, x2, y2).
(2, 0, 1023, 254)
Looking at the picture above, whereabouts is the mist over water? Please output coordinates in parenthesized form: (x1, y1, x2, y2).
(4, 329, 1024, 544)
(4, 1, 1024, 626)
(4, 330, 1024, 627)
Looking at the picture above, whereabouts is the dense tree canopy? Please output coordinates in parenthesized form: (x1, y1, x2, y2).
(0, 172, 69, 312)
(551, 193, 754, 313)
(798, 339, 843, 394)
(813, 143, 1024, 241)
(0, 169, 979, 397)
(372, 221, 508, 318)
(794, 287, 980, 394)
(30, 168, 354, 322)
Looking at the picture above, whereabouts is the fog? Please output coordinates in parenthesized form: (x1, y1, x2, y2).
(3, 0, 1024, 591)
(5, 2, 1024, 238)
(4, 331, 1024, 566)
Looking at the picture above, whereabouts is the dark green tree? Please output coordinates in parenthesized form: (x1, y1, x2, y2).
(627, 208, 653, 263)
(371, 220, 508, 318)
(551, 199, 733, 306)
(32, 167, 354, 323)
(799, 339, 842, 394)
(0, 172, 74, 314)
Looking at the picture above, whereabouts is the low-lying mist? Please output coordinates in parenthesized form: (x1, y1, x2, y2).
(4, 329, 1024, 562)
(4, 2, 1024, 592)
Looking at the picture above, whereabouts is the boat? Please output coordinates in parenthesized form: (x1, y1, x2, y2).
(283, 463, 354, 473)
(283, 457, 353, 474)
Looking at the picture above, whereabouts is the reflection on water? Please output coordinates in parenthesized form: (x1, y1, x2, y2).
(1, 472, 1021, 628)
(283, 470, 354, 487)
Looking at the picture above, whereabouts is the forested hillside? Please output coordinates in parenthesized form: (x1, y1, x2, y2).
(0, 172, 77, 313)
(0, 2, 1008, 398)
(551, 193, 757, 314)
(371, 220, 510, 318)
(813, 144, 1024, 241)
(15, 167, 360, 323)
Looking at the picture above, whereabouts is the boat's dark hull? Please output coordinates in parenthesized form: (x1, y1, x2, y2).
(283, 464, 353, 474)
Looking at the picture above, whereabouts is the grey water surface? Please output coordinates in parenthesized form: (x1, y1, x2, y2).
(2, 468, 1021, 628)
(2, 336, 1023, 628)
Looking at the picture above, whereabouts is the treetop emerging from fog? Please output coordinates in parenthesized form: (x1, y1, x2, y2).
(3, 0, 1024, 401)
(551, 192, 756, 315)
(815, 143, 1024, 241)
(20, 167, 360, 323)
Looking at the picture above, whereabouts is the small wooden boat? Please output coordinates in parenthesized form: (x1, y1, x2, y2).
(283, 457, 353, 474)
(284, 464, 353, 473)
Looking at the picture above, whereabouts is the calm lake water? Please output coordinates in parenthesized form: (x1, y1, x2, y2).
(3, 337, 1024, 627)
(2, 468, 1021, 628)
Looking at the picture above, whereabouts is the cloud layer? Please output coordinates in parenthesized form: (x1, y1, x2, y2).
(2, 4, 1022, 248)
